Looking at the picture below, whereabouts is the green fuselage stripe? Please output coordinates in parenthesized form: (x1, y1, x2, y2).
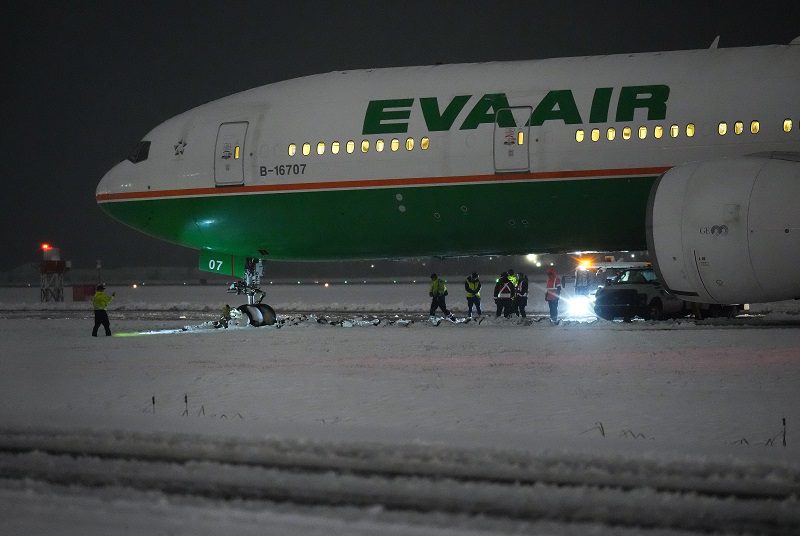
(100, 176, 657, 260)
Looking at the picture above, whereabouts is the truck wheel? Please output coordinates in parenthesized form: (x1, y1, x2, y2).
(647, 300, 663, 321)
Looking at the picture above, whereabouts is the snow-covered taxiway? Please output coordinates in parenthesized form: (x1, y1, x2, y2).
(1, 283, 798, 535)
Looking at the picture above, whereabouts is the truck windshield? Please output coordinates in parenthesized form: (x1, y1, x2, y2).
(619, 269, 657, 283)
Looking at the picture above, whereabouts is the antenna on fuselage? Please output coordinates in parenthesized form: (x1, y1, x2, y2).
(709, 35, 720, 49)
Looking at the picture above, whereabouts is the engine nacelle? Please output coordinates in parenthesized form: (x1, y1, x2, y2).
(647, 153, 800, 304)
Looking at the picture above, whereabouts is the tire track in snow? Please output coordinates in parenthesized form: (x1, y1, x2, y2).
(0, 429, 797, 534)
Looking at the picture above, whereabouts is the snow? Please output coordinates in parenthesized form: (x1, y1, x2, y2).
(0, 284, 799, 534)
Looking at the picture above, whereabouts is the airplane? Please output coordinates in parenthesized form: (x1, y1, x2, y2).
(97, 39, 799, 325)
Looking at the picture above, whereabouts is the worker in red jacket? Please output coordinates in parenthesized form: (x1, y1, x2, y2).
(545, 267, 562, 322)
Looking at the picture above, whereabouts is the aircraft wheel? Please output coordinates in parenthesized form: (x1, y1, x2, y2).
(256, 304, 277, 326)
(239, 305, 264, 327)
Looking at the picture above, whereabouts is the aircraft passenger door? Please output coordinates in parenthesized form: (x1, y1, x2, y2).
(214, 122, 248, 186)
(493, 107, 532, 173)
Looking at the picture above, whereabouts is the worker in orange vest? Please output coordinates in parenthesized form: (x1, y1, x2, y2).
(545, 267, 562, 323)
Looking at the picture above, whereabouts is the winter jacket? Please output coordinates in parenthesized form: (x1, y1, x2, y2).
(494, 277, 515, 299)
(516, 278, 529, 298)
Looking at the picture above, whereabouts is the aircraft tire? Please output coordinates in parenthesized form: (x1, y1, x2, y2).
(256, 304, 277, 326)
(239, 305, 264, 327)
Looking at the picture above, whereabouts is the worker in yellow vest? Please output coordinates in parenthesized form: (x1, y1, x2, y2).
(464, 272, 482, 318)
(429, 273, 455, 321)
(91, 283, 115, 336)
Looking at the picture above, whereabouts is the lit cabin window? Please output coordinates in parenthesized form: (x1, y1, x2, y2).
(346, 140, 355, 154)
(591, 128, 600, 142)
(785, 119, 794, 133)
(654, 125, 664, 139)
(686, 123, 695, 137)
(421, 136, 430, 150)
(406, 137, 415, 151)
(622, 127, 631, 140)
(734, 121, 744, 135)
(750, 120, 760, 134)
(718, 122, 727, 136)
(317, 142, 325, 155)
(517, 131, 524, 145)
(638, 126, 647, 139)
(606, 127, 616, 141)
(331, 141, 340, 154)
(391, 138, 400, 151)
(670, 125, 679, 138)
(288, 143, 297, 157)
(302, 143, 311, 156)
(376, 139, 385, 152)
(361, 139, 370, 153)
(575, 129, 585, 142)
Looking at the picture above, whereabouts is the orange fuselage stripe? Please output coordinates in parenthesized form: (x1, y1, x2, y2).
(96, 166, 670, 202)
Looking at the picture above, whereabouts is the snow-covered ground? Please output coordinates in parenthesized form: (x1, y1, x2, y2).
(1, 285, 799, 534)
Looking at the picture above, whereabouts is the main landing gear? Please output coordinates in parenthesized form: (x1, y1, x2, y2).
(227, 258, 277, 327)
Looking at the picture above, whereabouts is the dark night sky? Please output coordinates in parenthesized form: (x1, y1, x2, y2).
(4, 1, 798, 270)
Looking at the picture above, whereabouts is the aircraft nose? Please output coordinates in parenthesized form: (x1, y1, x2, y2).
(96, 161, 130, 202)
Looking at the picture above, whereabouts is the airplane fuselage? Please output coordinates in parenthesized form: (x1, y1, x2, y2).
(97, 45, 799, 262)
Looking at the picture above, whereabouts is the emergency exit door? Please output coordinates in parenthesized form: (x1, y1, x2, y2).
(214, 122, 248, 186)
(493, 107, 532, 173)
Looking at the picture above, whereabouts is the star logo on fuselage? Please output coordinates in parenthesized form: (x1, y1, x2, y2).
(174, 139, 187, 156)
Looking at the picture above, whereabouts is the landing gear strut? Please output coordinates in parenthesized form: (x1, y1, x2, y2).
(227, 258, 276, 326)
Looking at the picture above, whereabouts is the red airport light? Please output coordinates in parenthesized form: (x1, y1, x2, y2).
(41, 243, 52, 251)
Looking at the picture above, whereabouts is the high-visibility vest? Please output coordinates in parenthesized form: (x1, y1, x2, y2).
(516, 280, 528, 298)
(497, 281, 514, 299)
(508, 274, 519, 287)
(465, 278, 481, 298)
(430, 279, 447, 297)
(545, 275, 561, 301)
(92, 291, 113, 310)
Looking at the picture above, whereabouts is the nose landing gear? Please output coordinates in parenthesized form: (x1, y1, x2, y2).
(227, 258, 277, 326)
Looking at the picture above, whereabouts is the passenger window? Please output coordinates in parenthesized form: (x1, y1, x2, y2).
(734, 121, 744, 135)
(606, 127, 616, 141)
(302, 143, 311, 156)
(670, 125, 679, 138)
(288, 143, 297, 157)
(346, 140, 355, 154)
(361, 140, 370, 153)
(376, 139, 385, 152)
(622, 127, 631, 140)
(391, 138, 400, 151)
(638, 126, 647, 139)
(331, 141, 340, 154)
(654, 125, 663, 139)
(785, 119, 794, 133)
(718, 122, 727, 136)
(405, 137, 414, 151)
(421, 137, 430, 150)
(686, 123, 695, 137)
(317, 142, 325, 155)
(575, 129, 585, 142)
(750, 120, 760, 134)
(591, 128, 600, 142)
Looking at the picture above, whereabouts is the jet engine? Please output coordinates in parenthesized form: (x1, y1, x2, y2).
(647, 153, 800, 304)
